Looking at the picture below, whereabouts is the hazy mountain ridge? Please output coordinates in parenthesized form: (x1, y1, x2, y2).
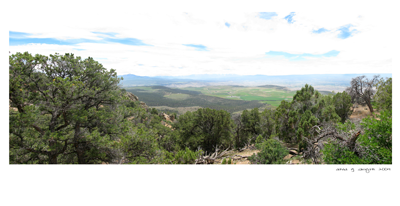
(120, 73, 392, 89)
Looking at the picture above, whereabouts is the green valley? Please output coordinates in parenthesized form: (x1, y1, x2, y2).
(172, 85, 297, 108)
(123, 85, 301, 114)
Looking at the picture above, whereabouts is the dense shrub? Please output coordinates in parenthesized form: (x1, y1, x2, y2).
(332, 91, 353, 123)
(374, 77, 392, 111)
(358, 110, 392, 164)
(255, 135, 264, 144)
(161, 148, 202, 164)
(322, 110, 392, 164)
(248, 139, 289, 164)
(174, 108, 234, 153)
(221, 158, 226, 164)
(322, 143, 364, 164)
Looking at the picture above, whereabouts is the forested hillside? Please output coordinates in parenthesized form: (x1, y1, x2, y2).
(9, 52, 392, 164)
(125, 86, 266, 113)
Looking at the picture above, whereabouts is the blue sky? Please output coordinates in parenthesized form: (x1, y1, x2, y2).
(258, 12, 278, 20)
(265, 50, 340, 61)
(182, 44, 208, 51)
(8, 9, 391, 76)
(284, 12, 296, 24)
(313, 28, 329, 34)
(337, 25, 357, 39)
(9, 31, 150, 46)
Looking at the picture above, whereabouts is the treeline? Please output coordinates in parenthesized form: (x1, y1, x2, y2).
(9, 52, 392, 164)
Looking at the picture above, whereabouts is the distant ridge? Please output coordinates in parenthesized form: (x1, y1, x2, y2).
(119, 73, 392, 87)
(128, 73, 391, 82)
(118, 74, 208, 87)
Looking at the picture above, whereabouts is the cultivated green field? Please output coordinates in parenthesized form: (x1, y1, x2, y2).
(181, 85, 296, 108)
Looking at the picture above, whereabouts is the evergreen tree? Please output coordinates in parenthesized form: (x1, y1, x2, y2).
(248, 139, 289, 164)
(332, 91, 353, 123)
(260, 109, 275, 138)
(9, 52, 140, 164)
(174, 108, 234, 153)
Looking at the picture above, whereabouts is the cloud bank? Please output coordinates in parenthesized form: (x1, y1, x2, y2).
(9, 9, 391, 76)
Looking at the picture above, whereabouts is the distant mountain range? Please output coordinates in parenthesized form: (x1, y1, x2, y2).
(119, 73, 392, 88)
(118, 74, 202, 87)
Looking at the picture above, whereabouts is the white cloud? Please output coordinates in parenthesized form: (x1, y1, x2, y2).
(8, 1, 392, 76)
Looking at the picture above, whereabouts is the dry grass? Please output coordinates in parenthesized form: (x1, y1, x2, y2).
(213, 148, 260, 165)
(349, 104, 380, 121)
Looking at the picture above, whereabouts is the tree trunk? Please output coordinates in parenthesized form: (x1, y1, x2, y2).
(75, 144, 87, 164)
(49, 154, 58, 164)
(366, 100, 374, 113)
(48, 139, 58, 164)
(73, 122, 88, 164)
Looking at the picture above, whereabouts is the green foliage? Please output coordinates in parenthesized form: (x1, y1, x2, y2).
(335, 120, 356, 132)
(242, 108, 261, 135)
(296, 110, 319, 141)
(296, 110, 319, 151)
(119, 124, 160, 164)
(374, 77, 392, 111)
(227, 158, 232, 164)
(332, 91, 353, 123)
(240, 108, 261, 143)
(248, 139, 289, 164)
(221, 158, 226, 164)
(322, 143, 364, 164)
(255, 135, 264, 144)
(174, 108, 234, 153)
(150, 108, 159, 115)
(274, 84, 341, 145)
(274, 100, 296, 142)
(9, 52, 127, 164)
(358, 110, 392, 164)
(234, 107, 264, 149)
(322, 110, 392, 164)
(161, 148, 202, 164)
(293, 84, 316, 112)
(260, 109, 275, 138)
(9, 52, 167, 164)
(321, 104, 341, 123)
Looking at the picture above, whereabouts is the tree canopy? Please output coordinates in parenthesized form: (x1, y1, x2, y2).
(332, 91, 353, 123)
(9, 52, 132, 164)
(174, 108, 234, 153)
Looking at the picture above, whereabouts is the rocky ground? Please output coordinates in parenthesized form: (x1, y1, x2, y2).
(212, 148, 260, 165)
(210, 144, 307, 165)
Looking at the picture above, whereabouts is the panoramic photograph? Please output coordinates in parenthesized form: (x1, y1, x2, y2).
(8, 9, 392, 165)
(5, 1, 398, 205)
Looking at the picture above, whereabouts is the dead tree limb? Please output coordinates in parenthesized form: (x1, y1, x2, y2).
(195, 145, 230, 164)
(303, 123, 362, 164)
